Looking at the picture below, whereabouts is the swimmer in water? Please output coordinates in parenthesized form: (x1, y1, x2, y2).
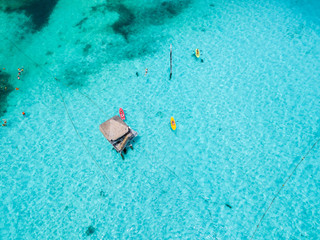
(2, 119, 7, 127)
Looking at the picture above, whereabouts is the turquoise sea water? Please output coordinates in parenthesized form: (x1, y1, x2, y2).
(1, 0, 320, 239)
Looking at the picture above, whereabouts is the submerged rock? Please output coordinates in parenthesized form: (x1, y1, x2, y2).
(100, 190, 106, 197)
(83, 44, 92, 55)
(0, 72, 13, 117)
(155, 111, 164, 118)
(85, 225, 95, 236)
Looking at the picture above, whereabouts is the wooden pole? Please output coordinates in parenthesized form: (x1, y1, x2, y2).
(170, 44, 172, 79)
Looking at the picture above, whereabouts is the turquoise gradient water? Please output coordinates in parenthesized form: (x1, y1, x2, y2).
(1, 0, 320, 239)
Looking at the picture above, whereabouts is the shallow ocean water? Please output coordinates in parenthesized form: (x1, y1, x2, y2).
(1, 0, 320, 239)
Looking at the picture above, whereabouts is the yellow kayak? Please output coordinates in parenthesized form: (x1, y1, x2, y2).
(170, 117, 176, 130)
(195, 48, 200, 58)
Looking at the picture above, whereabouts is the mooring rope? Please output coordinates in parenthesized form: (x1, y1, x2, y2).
(57, 87, 111, 184)
(6, 34, 319, 239)
(141, 143, 219, 238)
(250, 136, 320, 239)
(4, 35, 112, 184)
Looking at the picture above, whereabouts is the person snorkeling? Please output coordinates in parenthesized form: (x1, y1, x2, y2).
(18, 68, 24, 74)
(17, 67, 24, 80)
(2, 119, 7, 127)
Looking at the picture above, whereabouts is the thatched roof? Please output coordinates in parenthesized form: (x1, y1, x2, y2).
(99, 116, 129, 141)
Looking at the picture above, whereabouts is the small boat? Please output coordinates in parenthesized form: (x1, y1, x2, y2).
(170, 117, 176, 130)
(195, 48, 200, 58)
(119, 108, 125, 120)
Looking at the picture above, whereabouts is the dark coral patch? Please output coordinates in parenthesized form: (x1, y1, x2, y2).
(143, 0, 191, 26)
(99, 190, 106, 197)
(91, 3, 136, 41)
(161, 1, 179, 16)
(46, 51, 53, 56)
(75, 17, 88, 28)
(86, 0, 192, 62)
(89, 0, 190, 42)
(83, 44, 92, 55)
(109, 4, 135, 41)
(62, 59, 97, 87)
(91, 4, 108, 13)
(0, 72, 14, 117)
(63, 68, 86, 87)
(5, 0, 59, 32)
(22, 0, 59, 31)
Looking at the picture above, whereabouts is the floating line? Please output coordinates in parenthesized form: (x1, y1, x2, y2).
(142, 144, 218, 238)
(250, 136, 320, 239)
(57, 87, 111, 184)
(4, 35, 112, 184)
(9, 34, 318, 239)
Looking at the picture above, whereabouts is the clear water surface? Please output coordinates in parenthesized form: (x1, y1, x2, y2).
(1, 0, 320, 239)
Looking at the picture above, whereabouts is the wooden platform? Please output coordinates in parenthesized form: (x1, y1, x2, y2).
(99, 116, 137, 153)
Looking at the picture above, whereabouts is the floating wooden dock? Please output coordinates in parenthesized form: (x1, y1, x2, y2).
(99, 116, 137, 154)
